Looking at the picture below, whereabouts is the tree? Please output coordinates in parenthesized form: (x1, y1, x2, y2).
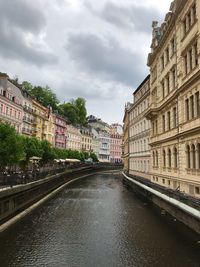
(90, 152, 98, 162)
(60, 102, 78, 124)
(20, 136, 43, 166)
(41, 140, 55, 164)
(0, 123, 24, 171)
(74, 98, 87, 125)
(22, 82, 59, 111)
(60, 97, 87, 125)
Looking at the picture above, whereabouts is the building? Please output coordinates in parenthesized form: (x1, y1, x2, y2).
(66, 124, 81, 151)
(98, 130, 110, 162)
(80, 127, 93, 153)
(21, 89, 34, 137)
(32, 99, 47, 141)
(54, 113, 67, 149)
(110, 124, 123, 163)
(91, 127, 100, 158)
(122, 103, 131, 170)
(44, 107, 55, 146)
(146, 0, 200, 197)
(129, 75, 151, 179)
(0, 73, 23, 134)
(110, 133, 122, 163)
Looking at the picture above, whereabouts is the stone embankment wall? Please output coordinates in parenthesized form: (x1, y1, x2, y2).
(122, 172, 200, 235)
(0, 164, 122, 227)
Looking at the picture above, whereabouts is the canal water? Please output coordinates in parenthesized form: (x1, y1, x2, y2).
(0, 173, 200, 267)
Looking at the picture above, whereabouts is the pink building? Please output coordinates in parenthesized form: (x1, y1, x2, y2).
(54, 114, 67, 149)
(110, 133, 122, 163)
(0, 73, 23, 133)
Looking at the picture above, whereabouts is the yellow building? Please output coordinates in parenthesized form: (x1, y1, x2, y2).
(80, 127, 92, 153)
(146, 0, 200, 197)
(32, 100, 47, 141)
(43, 107, 55, 146)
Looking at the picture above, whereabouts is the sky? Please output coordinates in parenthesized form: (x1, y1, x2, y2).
(0, 0, 172, 124)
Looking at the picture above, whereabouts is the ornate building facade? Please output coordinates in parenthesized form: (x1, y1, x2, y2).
(129, 75, 151, 179)
(146, 0, 200, 197)
(0, 73, 23, 134)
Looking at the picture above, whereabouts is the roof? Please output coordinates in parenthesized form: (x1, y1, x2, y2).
(133, 74, 150, 95)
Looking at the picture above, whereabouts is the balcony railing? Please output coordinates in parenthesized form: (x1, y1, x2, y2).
(23, 116, 33, 123)
(22, 127, 32, 134)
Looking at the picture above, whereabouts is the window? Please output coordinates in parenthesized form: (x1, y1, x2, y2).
(190, 95, 194, 119)
(172, 68, 176, 89)
(168, 149, 172, 168)
(166, 76, 170, 94)
(189, 49, 193, 71)
(161, 55, 164, 70)
(195, 92, 200, 116)
(163, 150, 166, 167)
(165, 47, 170, 64)
(187, 145, 190, 169)
(171, 36, 176, 56)
(173, 107, 177, 127)
(174, 147, 178, 168)
(191, 144, 196, 169)
(194, 42, 198, 67)
(167, 111, 171, 130)
(195, 187, 200, 195)
(162, 115, 165, 132)
(161, 81, 165, 99)
(185, 98, 189, 121)
(184, 54, 188, 74)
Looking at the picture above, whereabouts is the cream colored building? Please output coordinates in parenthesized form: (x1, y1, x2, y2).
(129, 75, 151, 179)
(44, 108, 55, 146)
(122, 103, 131, 170)
(66, 124, 81, 151)
(146, 0, 200, 197)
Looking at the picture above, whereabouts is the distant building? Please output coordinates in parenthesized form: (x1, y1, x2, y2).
(80, 127, 93, 153)
(21, 89, 34, 137)
(66, 124, 81, 151)
(0, 73, 23, 133)
(32, 99, 47, 141)
(54, 113, 67, 149)
(98, 130, 110, 162)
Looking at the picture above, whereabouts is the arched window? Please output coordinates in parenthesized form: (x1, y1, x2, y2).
(187, 145, 190, 169)
(168, 148, 172, 168)
(173, 147, 178, 168)
(163, 149, 166, 167)
(191, 144, 196, 169)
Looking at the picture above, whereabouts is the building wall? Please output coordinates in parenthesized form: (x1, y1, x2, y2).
(22, 90, 34, 137)
(55, 115, 67, 149)
(129, 76, 151, 179)
(66, 125, 81, 151)
(110, 133, 122, 163)
(32, 100, 47, 141)
(0, 74, 23, 133)
(146, 0, 200, 198)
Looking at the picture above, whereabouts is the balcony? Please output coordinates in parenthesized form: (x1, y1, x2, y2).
(23, 105, 34, 113)
(22, 127, 32, 135)
(23, 116, 33, 124)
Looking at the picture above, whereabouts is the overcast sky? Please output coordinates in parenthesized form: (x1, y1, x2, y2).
(0, 0, 172, 124)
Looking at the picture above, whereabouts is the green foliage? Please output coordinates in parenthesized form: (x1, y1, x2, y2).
(90, 152, 98, 162)
(20, 136, 43, 162)
(0, 123, 24, 171)
(22, 82, 59, 110)
(60, 97, 87, 125)
(40, 140, 56, 164)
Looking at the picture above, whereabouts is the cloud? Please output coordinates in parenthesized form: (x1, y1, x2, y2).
(85, 1, 161, 33)
(66, 32, 146, 87)
(0, 0, 57, 66)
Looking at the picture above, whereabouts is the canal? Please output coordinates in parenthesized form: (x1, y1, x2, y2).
(0, 173, 200, 267)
